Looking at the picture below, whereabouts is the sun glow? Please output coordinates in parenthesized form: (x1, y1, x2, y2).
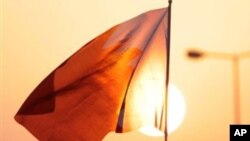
(139, 84, 186, 136)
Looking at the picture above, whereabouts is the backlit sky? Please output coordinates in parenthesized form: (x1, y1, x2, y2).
(2, 0, 250, 141)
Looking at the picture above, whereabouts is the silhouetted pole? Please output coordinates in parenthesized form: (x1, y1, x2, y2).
(187, 49, 250, 124)
(165, 1, 172, 141)
(232, 56, 240, 123)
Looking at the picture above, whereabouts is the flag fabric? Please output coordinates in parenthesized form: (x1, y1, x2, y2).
(15, 7, 169, 141)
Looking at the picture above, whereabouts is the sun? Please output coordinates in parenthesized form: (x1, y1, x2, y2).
(139, 84, 186, 136)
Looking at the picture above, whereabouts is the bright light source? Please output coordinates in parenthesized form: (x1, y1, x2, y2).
(139, 84, 186, 136)
(167, 84, 186, 134)
(139, 125, 164, 137)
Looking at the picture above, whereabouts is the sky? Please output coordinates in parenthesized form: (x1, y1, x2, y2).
(1, 0, 250, 141)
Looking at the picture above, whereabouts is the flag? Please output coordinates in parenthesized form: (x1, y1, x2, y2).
(15, 7, 169, 141)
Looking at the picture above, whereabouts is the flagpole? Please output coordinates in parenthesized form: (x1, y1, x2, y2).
(165, 0, 172, 141)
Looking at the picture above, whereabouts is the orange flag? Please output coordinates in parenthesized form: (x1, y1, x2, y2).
(15, 8, 169, 141)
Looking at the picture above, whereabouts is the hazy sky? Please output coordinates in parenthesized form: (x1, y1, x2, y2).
(2, 0, 250, 141)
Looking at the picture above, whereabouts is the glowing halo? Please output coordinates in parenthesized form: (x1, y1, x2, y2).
(139, 84, 186, 136)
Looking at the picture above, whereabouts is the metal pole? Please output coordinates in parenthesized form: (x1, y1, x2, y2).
(232, 56, 241, 124)
(165, 1, 172, 141)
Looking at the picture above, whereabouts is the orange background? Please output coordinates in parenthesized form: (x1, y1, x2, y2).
(1, 0, 250, 141)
